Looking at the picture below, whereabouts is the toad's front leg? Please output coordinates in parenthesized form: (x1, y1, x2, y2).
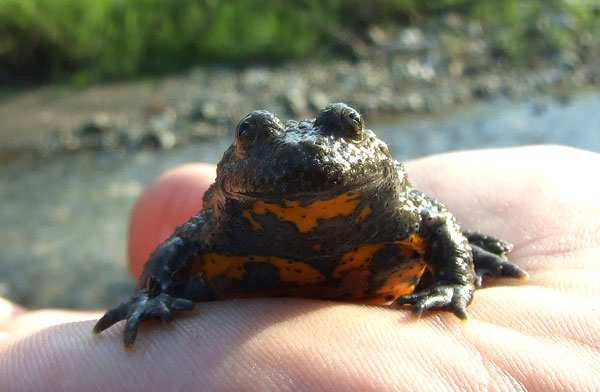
(395, 210, 476, 319)
(93, 226, 212, 348)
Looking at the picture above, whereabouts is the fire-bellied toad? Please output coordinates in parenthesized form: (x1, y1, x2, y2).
(94, 103, 528, 348)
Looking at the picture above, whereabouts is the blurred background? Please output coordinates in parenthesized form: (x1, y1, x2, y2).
(1, 0, 599, 310)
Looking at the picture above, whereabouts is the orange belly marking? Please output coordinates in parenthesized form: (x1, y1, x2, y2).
(248, 193, 360, 233)
(354, 207, 372, 223)
(195, 254, 325, 284)
(333, 243, 384, 278)
(371, 261, 427, 304)
(242, 209, 262, 230)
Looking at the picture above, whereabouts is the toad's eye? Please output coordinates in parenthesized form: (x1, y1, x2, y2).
(236, 118, 259, 150)
(341, 107, 364, 141)
(235, 110, 282, 156)
(315, 103, 365, 142)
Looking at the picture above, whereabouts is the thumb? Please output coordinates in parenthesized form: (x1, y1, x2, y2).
(127, 163, 216, 278)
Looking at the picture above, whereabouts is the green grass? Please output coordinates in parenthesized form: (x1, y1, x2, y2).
(471, 0, 598, 61)
(0, 0, 341, 84)
(0, 0, 596, 85)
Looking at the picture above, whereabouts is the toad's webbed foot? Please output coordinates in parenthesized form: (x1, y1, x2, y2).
(93, 291, 195, 348)
(463, 230, 529, 287)
(395, 284, 474, 319)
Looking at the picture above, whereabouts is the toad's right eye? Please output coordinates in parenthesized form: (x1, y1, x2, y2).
(235, 110, 283, 157)
(236, 117, 259, 151)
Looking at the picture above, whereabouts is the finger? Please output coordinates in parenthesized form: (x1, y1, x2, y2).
(3, 309, 100, 335)
(2, 298, 598, 391)
(128, 163, 216, 278)
(0, 297, 25, 326)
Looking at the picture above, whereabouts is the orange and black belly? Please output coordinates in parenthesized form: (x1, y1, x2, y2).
(189, 234, 428, 304)
(195, 189, 426, 303)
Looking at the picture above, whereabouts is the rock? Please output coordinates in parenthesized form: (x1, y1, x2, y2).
(404, 92, 426, 111)
(190, 100, 220, 122)
(406, 59, 436, 81)
(242, 68, 270, 90)
(443, 12, 464, 29)
(140, 129, 176, 149)
(283, 86, 307, 117)
(188, 123, 219, 141)
(148, 108, 177, 133)
(367, 25, 392, 47)
(144, 99, 167, 116)
(77, 113, 112, 137)
(394, 27, 427, 51)
(140, 108, 178, 149)
(75, 113, 116, 150)
(332, 28, 369, 59)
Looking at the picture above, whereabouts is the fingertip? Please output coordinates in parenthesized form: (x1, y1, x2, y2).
(0, 297, 25, 324)
(128, 163, 216, 278)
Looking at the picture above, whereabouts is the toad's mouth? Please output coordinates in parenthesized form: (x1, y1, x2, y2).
(223, 174, 384, 201)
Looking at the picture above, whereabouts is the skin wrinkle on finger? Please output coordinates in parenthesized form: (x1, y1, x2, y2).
(514, 243, 600, 271)
(463, 326, 544, 392)
(470, 287, 600, 350)
(531, 269, 600, 296)
(515, 252, 600, 280)
(164, 301, 335, 391)
(511, 214, 600, 261)
(232, 302, 397, 391)
(339, 309, 484, 391)
(428, 315, 503, 392)
(218, 308, 324, 391)
(481, 358, 528, 392)
(188, 303, 406, 391)
(1, 309, 101, 335)
(442, 315, 523, 392)
(463, 320, 600, 391)
(342, 310, 474, 391)
(341, 308, 413, 390)
(281, 307, 467, 391)
(1, 320, 192, 391)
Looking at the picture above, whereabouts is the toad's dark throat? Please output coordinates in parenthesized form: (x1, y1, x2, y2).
(221, 173, 386, 201)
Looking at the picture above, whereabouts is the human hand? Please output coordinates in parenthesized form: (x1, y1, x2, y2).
(1, 146, 598, 391)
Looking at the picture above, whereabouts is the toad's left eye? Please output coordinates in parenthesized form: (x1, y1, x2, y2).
(315, 103, 365, 142)
(341, 107, 364, 141)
